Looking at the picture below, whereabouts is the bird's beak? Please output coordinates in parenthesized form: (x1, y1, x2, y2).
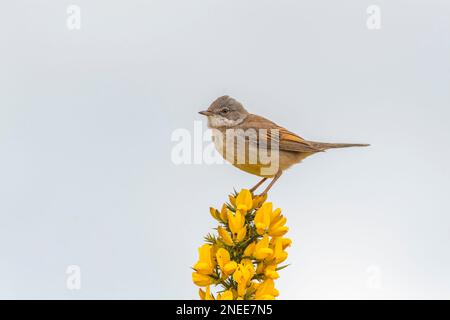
(199, 110, 213, 116)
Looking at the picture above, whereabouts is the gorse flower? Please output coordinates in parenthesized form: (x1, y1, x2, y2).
(192, 189, 292, 300)
(254, 203, 272, 235)
(192, 244, 216, 286)
(252, 234, 273, 260)
(193, 244, 215, 275)
(227, 210, 247, 242)
(216, 248, 237, 277)
(235, 189, 253, 212)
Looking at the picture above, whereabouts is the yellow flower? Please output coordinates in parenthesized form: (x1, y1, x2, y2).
(270, 208, 282, 224)
(243, 242, 255, 257)
(252, 193, 267, 209)
(217, 290, 234, 300)
(219, 204, 228, 222)
(216, 248, 230, 269)
(256, 261, 264, 274)
(281, 237, 292, 250)
(254, 202, 272, 235)
(256, 262, 279, 279)
(228, 195, 236, 207)
(253, 235, 273, 260)
(236, 225, 247, 243)
(233, 259, 255, 297)
(247, 281, 258, 296)
(254, 279, 279, 300)
(235, 189, 253, 213)
(193, 189, 291, 300)
(210, 205, 230, 223)
(227, 210, 246, 242)
(199, 286, 214, 300)
(216, 248, 238, 276)
(264, 264, 279, 279)
(218, 226, 234, 246)
(210, 207, 220, 221)
(192, 272, 214, 286)
(266, 237, 288, 264)
(268, 209, 288, 237)
(224, 262, 238, 274)
(193, 244, 215, 275)
(227, 210, 244, 234)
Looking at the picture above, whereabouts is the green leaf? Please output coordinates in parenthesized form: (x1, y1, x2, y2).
(204, 233, 217, 244)
(275, 264, 290, 271)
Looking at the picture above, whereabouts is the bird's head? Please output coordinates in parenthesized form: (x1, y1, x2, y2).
(199, 95, 249, 128)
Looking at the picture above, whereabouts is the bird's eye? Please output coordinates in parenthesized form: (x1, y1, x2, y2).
(221, 108, 230, 114)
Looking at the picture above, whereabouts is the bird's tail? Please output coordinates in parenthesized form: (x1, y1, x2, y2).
(308, 141, 370, 150)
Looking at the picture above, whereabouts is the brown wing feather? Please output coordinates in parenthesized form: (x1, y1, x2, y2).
(276, 128, 322, 152)
(239, 114, 323, 153)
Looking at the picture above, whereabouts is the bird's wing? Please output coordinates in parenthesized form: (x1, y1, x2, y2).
(240, 114, 322, 153)
(273, 127, 322, 152)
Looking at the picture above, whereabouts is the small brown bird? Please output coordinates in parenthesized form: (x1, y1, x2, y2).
(199, 95, 369, 196)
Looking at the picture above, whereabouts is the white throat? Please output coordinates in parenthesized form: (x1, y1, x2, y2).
(207, 115, 244, 128)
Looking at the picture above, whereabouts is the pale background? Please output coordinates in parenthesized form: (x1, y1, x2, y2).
(1, 0, 450, 299)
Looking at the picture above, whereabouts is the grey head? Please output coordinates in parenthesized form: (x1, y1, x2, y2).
(199, 96, 249, 128)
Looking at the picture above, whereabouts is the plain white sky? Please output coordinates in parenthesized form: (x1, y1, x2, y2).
(1, 0, 450, 299)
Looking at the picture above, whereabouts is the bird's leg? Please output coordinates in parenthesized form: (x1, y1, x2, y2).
(259, 171, 282, 197)
(249, 177, 268, 193)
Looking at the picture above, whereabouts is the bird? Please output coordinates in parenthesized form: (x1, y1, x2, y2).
(199, 95, 369, 196)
